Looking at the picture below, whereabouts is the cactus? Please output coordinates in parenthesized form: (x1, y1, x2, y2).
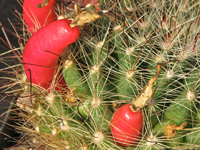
(1, 0, 200, 149)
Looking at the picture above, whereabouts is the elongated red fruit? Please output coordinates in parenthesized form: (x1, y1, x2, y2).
(111, 103, 143, 146)
(23, 0, 57, 33)
(23, 19, 80, 90)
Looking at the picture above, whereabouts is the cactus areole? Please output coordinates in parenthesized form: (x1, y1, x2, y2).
(23, 19, 80, 90)
(111, 104, 143, 146)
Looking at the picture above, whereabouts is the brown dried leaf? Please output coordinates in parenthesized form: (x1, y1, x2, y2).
(164, 122, 187, 139)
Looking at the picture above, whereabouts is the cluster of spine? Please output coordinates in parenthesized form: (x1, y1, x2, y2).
(1, 0, 200, 149)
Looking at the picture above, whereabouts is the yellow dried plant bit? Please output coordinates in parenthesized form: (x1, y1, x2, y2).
(37, 0, 49, 8)
(65, 87, 77, 104)
(65, 87, 83, 106)
(74, 4, 79, 16)
(112, 102, 122, 111)
(70, 10, 115, 27)
(70, 10, 102, 27)
(132, 64, 161, 111)
(164, 122, 187, 139)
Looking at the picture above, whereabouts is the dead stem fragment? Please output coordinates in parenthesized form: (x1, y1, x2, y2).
(132, 65, 161, 112)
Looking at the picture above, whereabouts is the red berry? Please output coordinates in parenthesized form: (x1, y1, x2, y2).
(111, 103, 143, 146)
(23, 0, 57, 33)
